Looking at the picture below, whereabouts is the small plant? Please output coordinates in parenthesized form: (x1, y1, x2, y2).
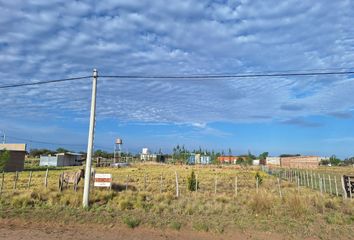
(169, 221, 182, 230)
(193, 222, 209, 232)
(255, 172, 263, 185)
(123, 216, 141, 228)
(0, 149, 10, 172)
(187, 170, 198, 191)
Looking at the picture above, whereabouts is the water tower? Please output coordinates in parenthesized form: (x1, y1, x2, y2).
(114, 138, 123, 163)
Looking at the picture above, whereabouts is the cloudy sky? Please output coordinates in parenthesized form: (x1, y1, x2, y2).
(1, 0, 354, 157)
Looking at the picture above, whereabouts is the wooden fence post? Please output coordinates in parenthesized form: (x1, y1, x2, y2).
(175, 171, 179, 198)
(0, 171, 4, 196)
(297, 176, 300, 193)
(341, 176, 347, 199)
(126, 175, 129, 191)
(311, 172, 314, 189)
(334, 176, 339, 197)
(235, 176, 238, 196)
(13, 171, 18, 190)
(319, 177, 323, 195)
(195, 174, 198, 193)
(328, 175, 332, 195)
(27, 171, 32, 189)
(144, 173, 147, 191)
(256, 177, 259, 194)
(322, 174, 326, 193)
(306, 171, 310, 187)
(44, 168, 49, 188)
(214, 176, 218, 194)
(277, 177, 282, 198)
(160, 174, 163, 193)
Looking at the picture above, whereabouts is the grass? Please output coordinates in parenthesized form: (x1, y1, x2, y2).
(0, 164, 353, 239)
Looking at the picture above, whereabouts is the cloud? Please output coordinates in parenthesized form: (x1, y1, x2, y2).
(0, 0, 354, 127)
(281, 118, 323, 128)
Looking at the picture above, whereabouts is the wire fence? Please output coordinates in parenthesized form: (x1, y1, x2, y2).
(0, 167, 353, 200)
(260, 166, 353, 199)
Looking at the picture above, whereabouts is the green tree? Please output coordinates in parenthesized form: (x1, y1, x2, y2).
(0, 149, 10, 172)
(258, 152, 269, 160)
(329, 155, 341, 166)
(187, 170, 198, 191)
(56, 147, 69, 153)
(255, 172, 263, 185)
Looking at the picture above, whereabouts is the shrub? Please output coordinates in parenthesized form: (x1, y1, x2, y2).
(169, 221, 182, 230)
(122, 216, 141, 228)
(255, 172, 263, 185)
(248, 192, 273, 214)
(193, 222, 209, 232)
(0, 149, 10, 172)
(187, 170, 198, 191)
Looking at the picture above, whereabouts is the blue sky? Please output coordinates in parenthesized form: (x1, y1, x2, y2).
(1, 0, 354, 158)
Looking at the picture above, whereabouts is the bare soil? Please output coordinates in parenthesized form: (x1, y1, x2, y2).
(0, 218, 291, 240)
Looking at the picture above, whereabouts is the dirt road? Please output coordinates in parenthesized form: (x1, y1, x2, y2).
(0, 218, 287, 240)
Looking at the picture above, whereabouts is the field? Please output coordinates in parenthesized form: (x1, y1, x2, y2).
(0, 164, 353, 240)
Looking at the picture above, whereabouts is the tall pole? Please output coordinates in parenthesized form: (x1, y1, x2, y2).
(83, 69, 98, 208)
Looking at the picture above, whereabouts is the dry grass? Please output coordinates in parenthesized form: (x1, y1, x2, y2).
(0, 164, 353, 239)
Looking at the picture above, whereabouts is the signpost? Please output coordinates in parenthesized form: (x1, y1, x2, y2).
(341, 175, 354, 198)
(94, 173, 112, 189)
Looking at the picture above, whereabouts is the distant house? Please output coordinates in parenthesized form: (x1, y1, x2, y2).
(280, 156, 327, 169)
(188, 154, 210, 165)
(218, 156, 248, 164)
(265, 157, 281, 166)
(140, 148, 165, 162)
(40, 152, 83, 167)
(252, 159, 260, 166)
(0, 143, 26, 172)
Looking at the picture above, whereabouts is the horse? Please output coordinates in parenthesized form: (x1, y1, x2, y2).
(59, 169, 85, 192)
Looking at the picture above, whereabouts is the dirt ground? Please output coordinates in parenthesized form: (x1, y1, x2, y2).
(0, 218, 292, 240)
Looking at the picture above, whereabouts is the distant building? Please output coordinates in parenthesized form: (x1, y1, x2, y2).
(218, 156, 248, 164)
(140, 148, 165, 162)
(265, 157, 281, 166)
(188, 153, 210, 165)
(280, 156, 327, 169)
(0, 143, 26, 172)
(252, 159, 260, 166)
(40, 152, 83, 167)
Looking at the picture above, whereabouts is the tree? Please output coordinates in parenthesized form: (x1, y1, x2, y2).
(187, 170, 198, 191)
(56, 147, 69, 153)
(0, 149, 10, 172)
(329, 155, 341, 166)
(258, 152, 269, 160)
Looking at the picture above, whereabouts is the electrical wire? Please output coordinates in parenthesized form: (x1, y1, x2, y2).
(0, 76, 91, 89)
(0, 70, 354, 89)
(6, 135, 111, 151)
(100, 70, 354, 79)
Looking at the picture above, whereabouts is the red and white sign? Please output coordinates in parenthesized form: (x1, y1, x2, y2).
(94, 173, 112, 188)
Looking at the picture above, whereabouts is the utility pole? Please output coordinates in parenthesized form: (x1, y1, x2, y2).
(83, 69, 98, 208)
(1, 130, 5, 144)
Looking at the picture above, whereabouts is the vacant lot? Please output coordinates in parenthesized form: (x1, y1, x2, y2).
(0, 164, 353, 240)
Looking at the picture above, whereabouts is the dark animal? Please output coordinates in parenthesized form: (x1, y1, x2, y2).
(59, 169, 85, 192)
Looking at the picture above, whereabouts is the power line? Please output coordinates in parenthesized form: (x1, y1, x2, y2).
(0, 70, 353, 89)
(6, 135, 111, 151)
(0, 76, 91, 89)
(100, 70, 354, 79)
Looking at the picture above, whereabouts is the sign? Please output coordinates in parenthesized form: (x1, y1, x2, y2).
(342, 175, 354, 198)
(94, 173, 112, 188)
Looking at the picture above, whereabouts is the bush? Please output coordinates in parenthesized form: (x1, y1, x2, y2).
(169, 221, 182, 230)
(255, 172, 263, 185)
(123, 216, 141, 228)
(0, 150, 10, 172)
(187, 170, 198, 191)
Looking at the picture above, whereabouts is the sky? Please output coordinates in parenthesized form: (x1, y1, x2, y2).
(1, 0, 354, 158)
